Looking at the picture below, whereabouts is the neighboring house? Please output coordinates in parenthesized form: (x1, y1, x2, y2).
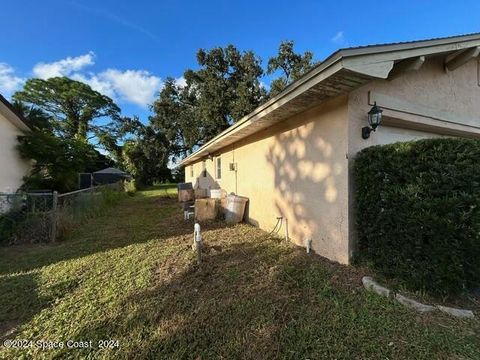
(181, 33, 480, 265)
(0, 94, 32, 193)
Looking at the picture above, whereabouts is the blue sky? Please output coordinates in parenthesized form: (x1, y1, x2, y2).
(1, 0, 479, 122)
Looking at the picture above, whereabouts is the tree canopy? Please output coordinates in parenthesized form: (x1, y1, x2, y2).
(17, 130, 100, 192)
(121, 117, 171, 185)
(149, 77, 200, 159)
(150, 41, 315, 158)
(267, 40, 316, 97)
(12, 102, 100, 192)
(13, 79, 124, 192)
(150, 44, 268, 159)
(194, 45, 266, 130)
(13, 40, 316, 189)
(13, 77, 122, 144)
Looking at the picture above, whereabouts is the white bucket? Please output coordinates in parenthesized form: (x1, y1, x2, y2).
(225, 195, 248, 223)
(209, 189, 223, 199)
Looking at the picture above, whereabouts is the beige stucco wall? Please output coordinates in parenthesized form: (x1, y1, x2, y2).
(348, 56, 480, 155)
(0, 113, 30, 193)
(186, 96, 351, 264)
(185, 56, 480, 265)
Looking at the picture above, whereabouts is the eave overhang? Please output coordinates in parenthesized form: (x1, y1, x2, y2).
(0, 94, 33, 132)
(180, 33, 480, 166)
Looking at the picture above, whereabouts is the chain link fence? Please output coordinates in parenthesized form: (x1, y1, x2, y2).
(0, 182, 125, 245)
(0, 192, 54, 244)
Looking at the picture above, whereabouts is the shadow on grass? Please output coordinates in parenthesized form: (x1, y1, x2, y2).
(0, 189, 232, 341)
(64, 235, 479, 360)
(0, 271, 83, 340)
(0, 273, 41, 338)
(0, 184, 478, 358)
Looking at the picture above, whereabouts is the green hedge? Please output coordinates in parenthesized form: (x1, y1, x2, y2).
(354, 138, 480, 295)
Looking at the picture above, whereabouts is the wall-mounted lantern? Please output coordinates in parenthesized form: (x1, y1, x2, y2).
(362, 102, 383, 139)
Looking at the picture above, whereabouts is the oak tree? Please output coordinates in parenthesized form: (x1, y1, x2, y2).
(267, 40, 316, 97)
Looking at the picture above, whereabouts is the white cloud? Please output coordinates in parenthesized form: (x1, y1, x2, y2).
(3, 52, 170, 108)
(31, 52, 163, 107)
(75, 69, 162, 107)
(97, 69, 162, 106)
(33, 52, 95, 79)
(331, 31, 345, 44)
(72, 73, 115, 98)
(175, 76, 187, 88)
(0, 63, 25, 96)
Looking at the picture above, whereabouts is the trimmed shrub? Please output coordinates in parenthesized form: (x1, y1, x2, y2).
(354, 138, 480, 295)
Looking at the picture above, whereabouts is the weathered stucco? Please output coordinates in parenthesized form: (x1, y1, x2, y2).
(185, 55, 480, 265)
(0, 112, 30, 193)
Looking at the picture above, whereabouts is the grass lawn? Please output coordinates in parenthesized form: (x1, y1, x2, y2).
(0, 185, 478, 359)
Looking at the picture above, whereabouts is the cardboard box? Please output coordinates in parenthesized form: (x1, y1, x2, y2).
(195, 198, 219, 221)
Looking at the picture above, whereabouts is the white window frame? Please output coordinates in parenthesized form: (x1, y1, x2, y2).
(190, 165, 193, 178)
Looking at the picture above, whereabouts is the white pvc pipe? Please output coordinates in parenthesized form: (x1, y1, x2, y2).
(306, 238, 312, 253)
(194, 223, 202, 245)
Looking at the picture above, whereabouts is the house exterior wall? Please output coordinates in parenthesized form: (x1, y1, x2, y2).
(0, 112, 30, 193)
(348, 56, 480, 155)
(185, 56, 480, 265)
(346, 56, 480, 258)
(186, 96, 351, 264)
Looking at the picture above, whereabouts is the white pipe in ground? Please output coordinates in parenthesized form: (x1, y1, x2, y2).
(193, 223, 203, 264)
(305, 238, 312, 253)
(193, 223, 202, 248)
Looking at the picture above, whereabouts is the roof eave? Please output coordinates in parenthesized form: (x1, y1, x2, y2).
(0, 94, 33, 132)
(179, 54, 345, 166)
(179, 32, 480, 167)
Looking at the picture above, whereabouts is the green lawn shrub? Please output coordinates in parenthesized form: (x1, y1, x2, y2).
(354, 138, 480, 295)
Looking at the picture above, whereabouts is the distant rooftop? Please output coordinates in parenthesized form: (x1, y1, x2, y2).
(94, 167, 128, 175)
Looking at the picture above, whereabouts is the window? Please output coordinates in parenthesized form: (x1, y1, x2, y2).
(202, 160, 207, 177)
(216, 157, 222, 179)
(190, 165, 193, 178)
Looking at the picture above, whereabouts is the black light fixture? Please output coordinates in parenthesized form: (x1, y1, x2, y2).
(362, 102, 383, 139)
